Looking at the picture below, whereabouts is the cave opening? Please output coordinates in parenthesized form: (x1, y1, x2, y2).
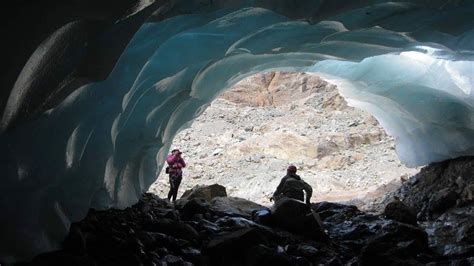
(1, 1, 474, 264)
(149, 71, 420, 209)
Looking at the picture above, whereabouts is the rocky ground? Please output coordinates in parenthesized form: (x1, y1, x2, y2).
(149, 72, 419, 208)
(21, 157, 474, 265)
(374, 156, 474, 260)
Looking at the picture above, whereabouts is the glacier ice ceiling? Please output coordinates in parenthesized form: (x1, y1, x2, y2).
(1, 0, 474, 262)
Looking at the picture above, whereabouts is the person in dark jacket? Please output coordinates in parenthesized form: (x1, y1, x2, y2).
(271, 165, 312, 205)
(166, 149, 186, 202)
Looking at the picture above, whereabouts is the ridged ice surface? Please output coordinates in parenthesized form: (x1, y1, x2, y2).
(1, 0, 473, 262)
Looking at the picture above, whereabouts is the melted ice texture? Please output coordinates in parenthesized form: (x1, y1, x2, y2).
(1, 0, 473, 262)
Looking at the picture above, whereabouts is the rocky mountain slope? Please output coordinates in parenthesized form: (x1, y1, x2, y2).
(149, 72, 419, 207)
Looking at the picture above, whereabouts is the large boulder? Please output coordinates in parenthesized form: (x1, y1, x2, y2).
(143, 218, 199, 242)
(359, 221, 429, 265)
(312, 201, 361, 222)
(383, 198, 417, 226)
(427, 188, 458, 218)
(180, 184, 227, 201)
(179, 197, 212, 221)
(272, 198, 327, 240)
(211, 197, 265, 219)
(204, 228, 269, 265)
(315, 140, 338, 159)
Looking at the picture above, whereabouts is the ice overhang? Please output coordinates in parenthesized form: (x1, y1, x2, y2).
(1, 0, 473, 262)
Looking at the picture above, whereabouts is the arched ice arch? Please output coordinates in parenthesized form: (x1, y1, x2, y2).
(1, 2, 473, 262)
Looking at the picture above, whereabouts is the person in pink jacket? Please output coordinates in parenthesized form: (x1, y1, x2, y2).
(166, 149, 186, 202)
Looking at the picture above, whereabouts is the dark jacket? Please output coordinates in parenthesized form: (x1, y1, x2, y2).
(273, 173, 313, 204)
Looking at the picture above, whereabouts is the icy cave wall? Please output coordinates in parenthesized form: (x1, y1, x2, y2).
(1, 0, 474, 262)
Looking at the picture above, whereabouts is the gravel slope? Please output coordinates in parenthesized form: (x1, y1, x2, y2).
(149, 72, 419, 208)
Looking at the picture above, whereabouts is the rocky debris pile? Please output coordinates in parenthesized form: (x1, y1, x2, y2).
(395, 157, 474, 219)
(148, 72, 419, 206)
(21, 182, 473, 266)
(377, 156, 474, 262)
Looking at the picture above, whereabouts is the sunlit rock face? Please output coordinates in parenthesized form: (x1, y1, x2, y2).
(0, 0, 473, 262)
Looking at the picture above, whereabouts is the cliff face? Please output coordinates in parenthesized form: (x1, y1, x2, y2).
(149, 72, 419, 206)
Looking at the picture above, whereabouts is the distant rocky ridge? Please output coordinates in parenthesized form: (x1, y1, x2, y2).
(149, 72, 419, 207)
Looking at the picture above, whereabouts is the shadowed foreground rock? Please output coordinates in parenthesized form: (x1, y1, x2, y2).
(19, 177, 474, 265)
(383, 198, 418, 226)
(389, 157, 474, 263)
(180, 184, 227, 202)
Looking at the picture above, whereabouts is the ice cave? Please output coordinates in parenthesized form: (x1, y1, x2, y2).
(1, 0, 474, 264)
